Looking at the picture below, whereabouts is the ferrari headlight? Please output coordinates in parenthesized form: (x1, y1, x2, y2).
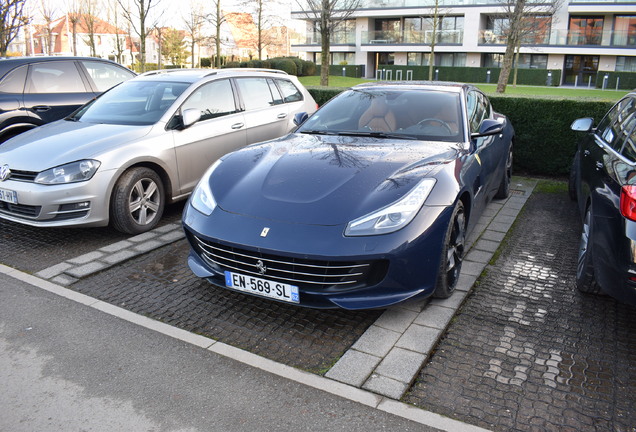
(190, 159, 221, 216)
(345, 178, 436, 236)
(35, 160, 100, 184)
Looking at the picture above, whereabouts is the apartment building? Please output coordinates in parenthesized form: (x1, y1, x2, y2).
(291, 0, 636, 85)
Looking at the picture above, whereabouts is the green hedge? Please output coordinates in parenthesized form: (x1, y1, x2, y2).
(222, 57, 317, 77)
(378, 65, 561, 87)
(307, 88, 614, 176)
(326, 65, 366, 78)
(595, 71, 636, 90)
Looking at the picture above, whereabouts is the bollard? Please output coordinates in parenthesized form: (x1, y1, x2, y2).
(546, 71, 552, 86)
(617, 77, 620, 91)
(602, 74, 608, 90)
(486, 70, 491, 83)
(435, 69, 439, 81)
(342, 67, 346, 77)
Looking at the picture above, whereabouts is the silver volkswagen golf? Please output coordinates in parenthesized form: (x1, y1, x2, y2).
(0, 68, 317, 234)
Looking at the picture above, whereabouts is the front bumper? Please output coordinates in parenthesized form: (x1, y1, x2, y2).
(182, 202, 453, 310)
(0, 171, 112, 228)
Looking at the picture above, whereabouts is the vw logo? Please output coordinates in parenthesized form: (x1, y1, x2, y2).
(255, 260, 267, 275)
(0, 165, 10, 182)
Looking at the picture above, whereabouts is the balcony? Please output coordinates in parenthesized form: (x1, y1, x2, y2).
(295, 32, 356, 46)
(361, 29, 463, 44)
(478, 29, 635, 47)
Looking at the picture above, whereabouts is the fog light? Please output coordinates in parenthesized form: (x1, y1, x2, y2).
(59, 201, 90, 211)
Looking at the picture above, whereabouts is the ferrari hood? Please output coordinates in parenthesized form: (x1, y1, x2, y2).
(0, 120, 153, 171)
(211, 133, 460, 226)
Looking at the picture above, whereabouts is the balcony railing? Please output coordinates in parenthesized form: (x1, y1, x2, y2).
(296, 31, 356, 45)
(478, 29, 635, 47)
(361, 29, 463, 44)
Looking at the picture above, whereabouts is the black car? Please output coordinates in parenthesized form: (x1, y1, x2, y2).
(570, 92, 636, 306)
(0, 56, 135, 142)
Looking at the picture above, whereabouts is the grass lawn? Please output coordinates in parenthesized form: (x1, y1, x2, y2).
(298, 75, 628, 101)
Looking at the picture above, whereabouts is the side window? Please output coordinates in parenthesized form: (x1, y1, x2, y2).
(27, 61, 87, 93)
(235, 78, 275, 110)
(181, 79, 237, 121)
(597, 97, 636, 151)
(621, 127, 636, 162)
(467, 91, 487, 133)
(276, 79, 303, 103)
(81, 61, 134, 92)
(0, 65, 27, 93)
(267, 79, 284, 105)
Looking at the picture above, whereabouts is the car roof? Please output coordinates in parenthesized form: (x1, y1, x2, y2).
(0, 56, 131, 78)
(351, 81, 474, 94)
(135, 68, 291, 83)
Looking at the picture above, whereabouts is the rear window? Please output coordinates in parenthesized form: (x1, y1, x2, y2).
(0, 65, 27, 93)
(276, 79, 303, 103)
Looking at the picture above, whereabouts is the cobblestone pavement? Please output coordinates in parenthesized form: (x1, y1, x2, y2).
(70, 241, 382, 373)
(404, 190, 636, 432)
(0, 203, 183, 273)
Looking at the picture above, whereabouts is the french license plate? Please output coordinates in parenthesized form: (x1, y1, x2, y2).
(0, 187, 17, 204)
(224, 271, 300, 304)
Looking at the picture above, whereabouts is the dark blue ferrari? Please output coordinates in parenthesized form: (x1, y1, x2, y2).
(182, 82, 514, 310)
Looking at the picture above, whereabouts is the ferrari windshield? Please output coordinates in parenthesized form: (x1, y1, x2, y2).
(70, 80, 190, 126)
(298, 89, 464, 142)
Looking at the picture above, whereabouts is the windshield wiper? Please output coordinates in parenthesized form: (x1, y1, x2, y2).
(300, 130, 338, 135)
(337, 131, 419, 141)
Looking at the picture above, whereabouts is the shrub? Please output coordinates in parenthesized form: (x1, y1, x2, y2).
(223, 61, 240, 68)
(302, 60, 317, 76)
(306, 88, 615, 177)
(200, 57, 211, 68)
(270, 58, 297, 75)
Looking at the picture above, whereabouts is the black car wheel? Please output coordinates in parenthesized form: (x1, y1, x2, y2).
(576, 205, 601, 294)
(495, 146, 513, 199)
(433, 200, 466, 299)
(110, 167, 165, 234)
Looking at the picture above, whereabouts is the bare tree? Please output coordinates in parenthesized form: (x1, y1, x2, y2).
(496, 0, 562, 93)
(39, 0, 58, 54)
(182, 1, 206, 67)
(426, 0, 443, 81)
(118, 0, 163, 72)
(206, 0, 225, 68)
(0, 0, 28, 56)
(82, 0, 100, 57)
(65, 0, 81, 55)
(295, 0, 361, 86)
(237, 0, 284, 61)
(107, 0, 126, 63)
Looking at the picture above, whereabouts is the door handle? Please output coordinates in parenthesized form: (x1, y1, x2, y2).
(231, 123, 244, 129)
(32, 105, 51, 112)
(595, 162, 603, 170)
(583, 150, 591, 157)
(277, 113, 287, 119)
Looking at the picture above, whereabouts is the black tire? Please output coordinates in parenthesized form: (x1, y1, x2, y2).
(576, 205, 601, 294)
(110, 167, 165, 234)
(433, 200, 467, 299)
(568, 153, 578, 202)
(495, 145, 513, 199)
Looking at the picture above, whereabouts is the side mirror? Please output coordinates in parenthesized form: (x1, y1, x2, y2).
(471, 119, 504, 138)
(571, 117, 594, 132)
(182, 108, 202, 128)
(293, 112, 309, 126)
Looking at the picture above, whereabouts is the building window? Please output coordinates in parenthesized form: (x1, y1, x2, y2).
(332, 52, 355, 65)
(408, 52, 465, 67)
(568, 16, 604, 45)
(403, 16, 463, 44)
(613, 16, 636, 46)
(483, 15, 551, 44)
(616, 56, 636, 72)
(483, 53, 548, 69)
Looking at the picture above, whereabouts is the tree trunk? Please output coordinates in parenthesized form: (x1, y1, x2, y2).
(320, 0, 330, 86)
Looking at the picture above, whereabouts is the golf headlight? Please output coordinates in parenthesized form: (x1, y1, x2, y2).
(190, 160, 221, 216)
(345, 178, 436, 236)
(35, 160, 100, 184)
